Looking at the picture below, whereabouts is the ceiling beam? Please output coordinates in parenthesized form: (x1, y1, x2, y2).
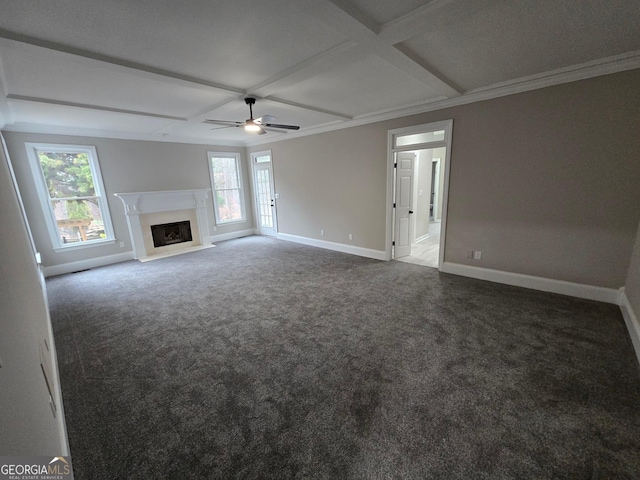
(0, 51, 12, 126)
(0, 30, 245, 97)
(0, 30, 353, 124)
(249, 41, 363, 98)
(377, 0, 455, 45)
(6, 95, 186, 121)
(262, 96, 353, 120)
(296, 0, 462, 98)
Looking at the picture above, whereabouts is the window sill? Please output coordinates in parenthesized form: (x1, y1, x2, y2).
(216, 218, 247, 226)
(52, 238, 116, 253)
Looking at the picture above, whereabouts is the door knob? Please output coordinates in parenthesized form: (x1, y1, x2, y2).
(409, 210, 414, 214)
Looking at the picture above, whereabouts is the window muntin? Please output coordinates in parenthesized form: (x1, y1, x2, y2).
(208, 152, 245, 224)
(26, 143, 115, 250)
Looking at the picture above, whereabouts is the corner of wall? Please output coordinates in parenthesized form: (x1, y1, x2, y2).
(619, 287, 640, 367)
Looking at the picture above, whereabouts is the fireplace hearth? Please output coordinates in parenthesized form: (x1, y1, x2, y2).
(151, 221, 193, 248)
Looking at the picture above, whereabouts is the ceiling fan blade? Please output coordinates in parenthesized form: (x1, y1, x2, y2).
(205, 99, 299, 136)
(263, 123, 300, 131)
(203, 119, 243, 127)
(254, 114, 277, 125)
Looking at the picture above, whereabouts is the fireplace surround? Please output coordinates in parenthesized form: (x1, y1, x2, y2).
(114, 189, 211, 259)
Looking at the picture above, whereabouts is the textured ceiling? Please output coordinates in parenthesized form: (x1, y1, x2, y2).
(0, 0, 639, 146)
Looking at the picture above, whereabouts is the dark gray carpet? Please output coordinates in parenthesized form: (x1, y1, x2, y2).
(47, 236, 640, 479)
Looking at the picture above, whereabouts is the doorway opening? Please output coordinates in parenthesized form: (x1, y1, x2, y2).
(386, 120, 453, 269)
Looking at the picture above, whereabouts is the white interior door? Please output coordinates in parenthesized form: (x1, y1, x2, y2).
(394, 152, 415, 258)
(253, 162, 277, 236)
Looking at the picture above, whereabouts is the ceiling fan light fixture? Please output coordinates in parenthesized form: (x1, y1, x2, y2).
(244, 121, 261, 132)
(205, 97, 299, 135)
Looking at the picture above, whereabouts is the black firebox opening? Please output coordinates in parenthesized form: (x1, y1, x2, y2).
(151, 221, 193, 248)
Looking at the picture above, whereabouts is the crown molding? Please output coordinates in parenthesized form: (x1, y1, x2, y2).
(245, 50, 640, 147)
(1, 123, 246, 147)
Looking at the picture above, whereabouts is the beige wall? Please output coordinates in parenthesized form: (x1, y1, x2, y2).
(438, 72, 640, 288)
(252, 69, 640, 289)
(0, 135, 67, 454)
(3, 133, 252, 267)
(625, 221, 640, 316)
(254, 127, 388, 249)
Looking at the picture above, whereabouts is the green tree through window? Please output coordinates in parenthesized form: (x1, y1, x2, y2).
(208, 153, 245, 224)
(27, 143, 115, 248)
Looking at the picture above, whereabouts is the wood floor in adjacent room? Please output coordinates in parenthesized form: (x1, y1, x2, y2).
(397, 221, 441, 268)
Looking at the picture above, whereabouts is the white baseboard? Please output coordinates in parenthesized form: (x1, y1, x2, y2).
(619, 288, 640, 366)
(277, 233, 387, 261)
(441, 262, 620, 304)
(43, 251, 134, 277)
(43, 229, 255, 277)
(414, 233, 430, 244)
(210, 228, 255, 243)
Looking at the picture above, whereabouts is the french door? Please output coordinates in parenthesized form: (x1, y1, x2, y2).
(251, 151, 278, 236)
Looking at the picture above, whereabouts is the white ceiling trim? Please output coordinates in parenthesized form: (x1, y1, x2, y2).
(184, 98, 242, 122)
(0, 48, 12, 128)
(377, 0, 456, 45)
(245, 50, 640, 147)
(248, 41, 362, 98)
(0, 34, 355, 124)
(5, 49, 638, 148)
(466, 50, 640, 97)
(264, 96, 352, 120)
(1, 122, 247, 147)
(0, 30, 245, 97)
(7, 95, 187, 121)
(296, 0, 461, 97)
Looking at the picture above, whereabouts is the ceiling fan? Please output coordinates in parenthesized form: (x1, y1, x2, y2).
(204, 97, 300, 135)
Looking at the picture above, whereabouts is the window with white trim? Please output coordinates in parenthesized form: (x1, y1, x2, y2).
(208, 152, 245, 224)
(25, 143, 115, 250)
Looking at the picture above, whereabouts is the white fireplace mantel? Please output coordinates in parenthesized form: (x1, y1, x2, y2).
(114, 189, 211, 259)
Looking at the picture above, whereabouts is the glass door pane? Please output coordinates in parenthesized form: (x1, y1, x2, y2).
(255, 168, 273, 229)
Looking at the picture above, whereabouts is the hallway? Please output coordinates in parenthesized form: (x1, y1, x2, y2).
(396, 222, 440, 268)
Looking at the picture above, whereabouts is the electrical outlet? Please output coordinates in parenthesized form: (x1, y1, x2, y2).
(348, 233, 353, 240)
(467, 250, 474, 259)
(119, 241, 125, 248)
(275, 193, 280, 199)
(320, 229, 324, 236)
(474, 251, 482, 260)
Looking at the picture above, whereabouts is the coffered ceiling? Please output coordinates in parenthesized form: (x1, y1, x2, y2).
(0, 0, 638, 146)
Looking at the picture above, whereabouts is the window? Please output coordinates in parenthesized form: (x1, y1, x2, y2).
(25, 143, 115, 251)
(208, 152, 245, 224)
(394, 130, 445, 147)
(253, 152, 271, 163)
